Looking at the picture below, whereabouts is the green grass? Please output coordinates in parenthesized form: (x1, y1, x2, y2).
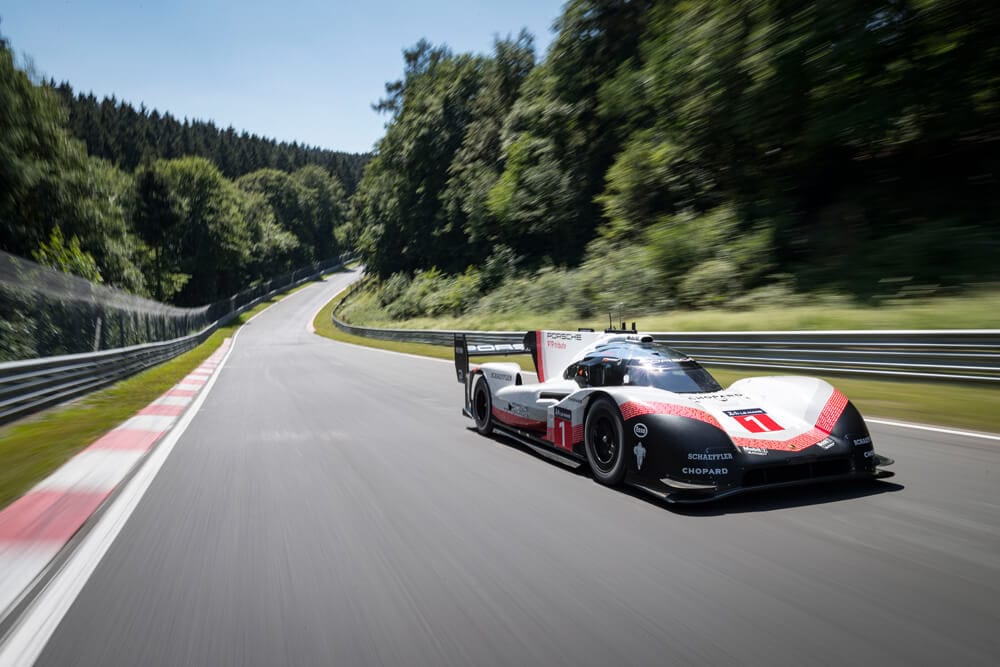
(0, 280, 320, 510)
(320, 289, 1000, 434)
(339, 286, 1000, 332)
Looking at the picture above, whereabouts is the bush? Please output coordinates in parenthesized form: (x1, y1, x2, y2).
(676, 259, 739, 308)
(378, 272, 411, 308)
(727, 274, 806, 310)
(425, 267, 482, 317)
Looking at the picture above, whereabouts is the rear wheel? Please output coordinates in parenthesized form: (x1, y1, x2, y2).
(584, 398, 627, 485)
(472, 376, 494, 435)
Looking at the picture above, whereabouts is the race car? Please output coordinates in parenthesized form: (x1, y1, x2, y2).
(455, 327, 894, 503)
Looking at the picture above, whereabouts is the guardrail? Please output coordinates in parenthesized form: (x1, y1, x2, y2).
(330, 312, 1000, 384)
(0, 258, 354, 424)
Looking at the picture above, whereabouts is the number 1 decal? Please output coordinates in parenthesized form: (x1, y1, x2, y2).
(725, 409, 785, 433)
(553, 408, 574, 449)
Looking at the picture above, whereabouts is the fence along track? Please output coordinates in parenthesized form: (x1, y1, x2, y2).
(0, 258, 353, 424)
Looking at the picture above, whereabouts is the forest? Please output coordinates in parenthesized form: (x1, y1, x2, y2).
(3, 0, 999, 325)
(51, 83, 368, 192)
(1, 31, 364, 307)
(351, 0, 999, 320)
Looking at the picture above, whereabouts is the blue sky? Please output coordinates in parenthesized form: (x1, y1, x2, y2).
(1, 0, 565, 154)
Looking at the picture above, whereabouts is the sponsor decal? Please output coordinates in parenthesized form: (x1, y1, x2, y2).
(508, 403, 529, 418)
(633, 423, 648, 438)
(469, 343, 525, 353)
(864, 449, 875, 458)
(687, 452, 734, 461)
(544, 332, 583, 350)
(724, 408, 785, 433)
(634, 442, 646, 470)
(741, 446, 768, 456)
(682, 467, 729, 476)
(853, 436, 872, 447)
(691, 392, 744, 401)
(554, 406, 572, 420)
(817, 437, 836, 450)
(490, 372, 513, 382)
(723, 408, 766, 417)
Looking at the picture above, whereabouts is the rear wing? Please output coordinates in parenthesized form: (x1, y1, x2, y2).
(454, 330, 606, 384)
(454, 333, 531, 384)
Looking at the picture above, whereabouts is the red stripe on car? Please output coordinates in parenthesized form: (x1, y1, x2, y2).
(535, 331, 545, 382)
(492, 406, 546, 431)
(618, 390, 849, 452)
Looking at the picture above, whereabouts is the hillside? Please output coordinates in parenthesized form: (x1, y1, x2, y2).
(350, 0, 1000, 321)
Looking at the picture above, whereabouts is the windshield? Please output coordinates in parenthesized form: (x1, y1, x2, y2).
(623, 360, 722, 393)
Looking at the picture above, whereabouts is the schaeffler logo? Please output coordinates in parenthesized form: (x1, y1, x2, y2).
(633, 423, 648, 438)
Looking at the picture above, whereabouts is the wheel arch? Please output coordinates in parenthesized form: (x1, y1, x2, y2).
(569, 390, 617, 457)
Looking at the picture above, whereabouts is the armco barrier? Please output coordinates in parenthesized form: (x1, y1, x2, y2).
(0, 257, 355, 424)
(330, 314, 1000, 384)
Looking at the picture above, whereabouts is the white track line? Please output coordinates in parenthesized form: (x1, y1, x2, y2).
(0, 277, 357, 665)
(867, 418, 1000, 442)
(0, 336, 247, 666)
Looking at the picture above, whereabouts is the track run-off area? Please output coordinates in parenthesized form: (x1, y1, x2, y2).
(3, 268, 998, 666)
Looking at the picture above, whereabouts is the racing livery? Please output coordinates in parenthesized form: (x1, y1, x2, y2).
(456, 328, 894, 503)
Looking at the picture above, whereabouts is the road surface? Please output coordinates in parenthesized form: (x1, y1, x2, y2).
(28, 269, 1000, 665)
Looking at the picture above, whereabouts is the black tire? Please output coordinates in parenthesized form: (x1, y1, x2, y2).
(472, 375, 494, 435)
(584, 398, 627, 486)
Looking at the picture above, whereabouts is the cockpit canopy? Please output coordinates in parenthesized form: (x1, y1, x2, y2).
(563, 341, 722, 394)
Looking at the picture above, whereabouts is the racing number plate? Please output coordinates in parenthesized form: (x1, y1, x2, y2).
(724, 408, 785, 433)
(553, 407, 573, 449)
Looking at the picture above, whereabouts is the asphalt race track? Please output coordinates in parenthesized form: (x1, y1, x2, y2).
(29, 269, 1000, 665)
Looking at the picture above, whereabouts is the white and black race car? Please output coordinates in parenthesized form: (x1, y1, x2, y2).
(455, 328, 894, 503)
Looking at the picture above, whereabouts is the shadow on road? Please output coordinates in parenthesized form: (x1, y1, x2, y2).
(648, 479, 905, 516)
(477, 427, 905, 516)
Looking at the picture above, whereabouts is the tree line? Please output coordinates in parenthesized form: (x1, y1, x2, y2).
(353, 0, 999, 314)
(51, 83, 368, 192)
(1, 31, 358, 307)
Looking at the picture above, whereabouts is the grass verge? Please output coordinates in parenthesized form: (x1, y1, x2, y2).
(339, 284, 1000, 331)
(0, 279, 320, 510)
(316, 294, 1000, 435)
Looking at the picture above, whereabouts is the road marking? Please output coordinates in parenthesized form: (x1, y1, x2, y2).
(117, 414, 176, 432)
(0, 333, 241, 666)
(30, 451, 145, 494)
(867, 418, 1000, 442)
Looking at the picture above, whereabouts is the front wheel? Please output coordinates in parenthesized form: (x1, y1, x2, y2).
(472, 375, 494, 435)
(584, 398, 627, 486)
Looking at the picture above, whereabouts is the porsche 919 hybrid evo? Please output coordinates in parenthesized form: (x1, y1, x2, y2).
(455, 328, 894, 503)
